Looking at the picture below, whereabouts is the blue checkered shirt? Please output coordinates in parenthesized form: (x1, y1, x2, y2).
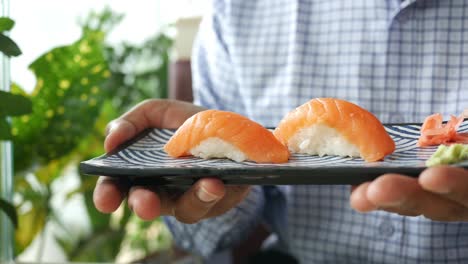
(164, 0, 468, 263)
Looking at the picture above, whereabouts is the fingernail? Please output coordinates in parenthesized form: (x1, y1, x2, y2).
(196, 187, 219, 203)
(420, 170, 451, 194)
(106, 122, 120, 136)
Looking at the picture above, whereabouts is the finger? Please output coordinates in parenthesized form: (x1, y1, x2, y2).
(367, 174, 468, 221)
(173, 178, 226, 224)
(128, 186, 162, 221)
(207, 185, 251, 218)
(93, 177, 128, 213)
(104, 99, 205, 152)
(104, 119, 139, 153)
(419, 166, 468, 207)
(349, 182, 377, 212)
(366, 174, 422, 209)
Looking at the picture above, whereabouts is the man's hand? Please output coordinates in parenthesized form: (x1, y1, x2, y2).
(93, 99, 250, 223)
(350, 166, 468, 221)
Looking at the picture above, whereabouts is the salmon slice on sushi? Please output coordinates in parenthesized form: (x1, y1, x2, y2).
(164, 110, 290, 163)
(274, 98, 395, 162)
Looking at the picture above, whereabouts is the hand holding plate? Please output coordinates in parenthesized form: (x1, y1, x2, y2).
(93, 99, 250, 222)
(350, 166, 468, 221)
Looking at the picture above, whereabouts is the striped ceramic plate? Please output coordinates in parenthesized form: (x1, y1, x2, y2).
(79, 122, 468, 185)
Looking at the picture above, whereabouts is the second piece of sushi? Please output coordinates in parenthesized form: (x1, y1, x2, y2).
(164, 109, 290, 163)
(273, 98, 395, 162)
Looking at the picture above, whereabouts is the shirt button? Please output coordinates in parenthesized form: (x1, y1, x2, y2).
(378, 221, 395, 237)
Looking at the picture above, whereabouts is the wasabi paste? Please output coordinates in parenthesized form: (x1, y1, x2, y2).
(426, 144, 468, 167)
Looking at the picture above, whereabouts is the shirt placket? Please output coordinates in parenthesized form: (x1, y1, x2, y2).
(384, 0, 429, 123)
(369, 213, 405, 263)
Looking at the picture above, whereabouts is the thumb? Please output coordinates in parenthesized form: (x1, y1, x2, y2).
(172, 178, 226, 224)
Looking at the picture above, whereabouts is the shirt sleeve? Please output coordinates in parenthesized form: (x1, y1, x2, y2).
(163, 185, 265, 258)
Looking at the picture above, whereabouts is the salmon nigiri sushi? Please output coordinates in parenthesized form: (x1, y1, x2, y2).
(164, 110, 290, 163)
(273, 98, 395, 162)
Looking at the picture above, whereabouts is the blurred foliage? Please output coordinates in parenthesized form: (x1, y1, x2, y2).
(123, 217, 172, 257)
(0, 17, 15, 31)
(14, 177, 50, 254)
(0, 17, 30, 141)
(0, 17, 21, 57)
(0, 17, 28, 232)
(12, 27, 109, 171)
(10, 7, 173, 262)
(0, 197, 17, 228)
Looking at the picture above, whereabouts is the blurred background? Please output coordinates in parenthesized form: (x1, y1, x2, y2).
(3, 0, 208, 262)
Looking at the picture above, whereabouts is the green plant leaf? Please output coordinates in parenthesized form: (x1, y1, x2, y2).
(155, 52, 169, 99)
(0, 91, 32, 116)
(34, 154, 72, 184)
(0, 117, 12, 140)
(14, 178, 49, 254)
(10, 84, 36, 172)
(12, 30, 109, 165)
(69, 229, 124, 262)
(0, 33, 21, 57)
(0, 198, 18, 228)
(79, 7, 123, 37)
(15, 205, 47, 254)
(0, 17, 14, 32)
(55, 235, 75, 256)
